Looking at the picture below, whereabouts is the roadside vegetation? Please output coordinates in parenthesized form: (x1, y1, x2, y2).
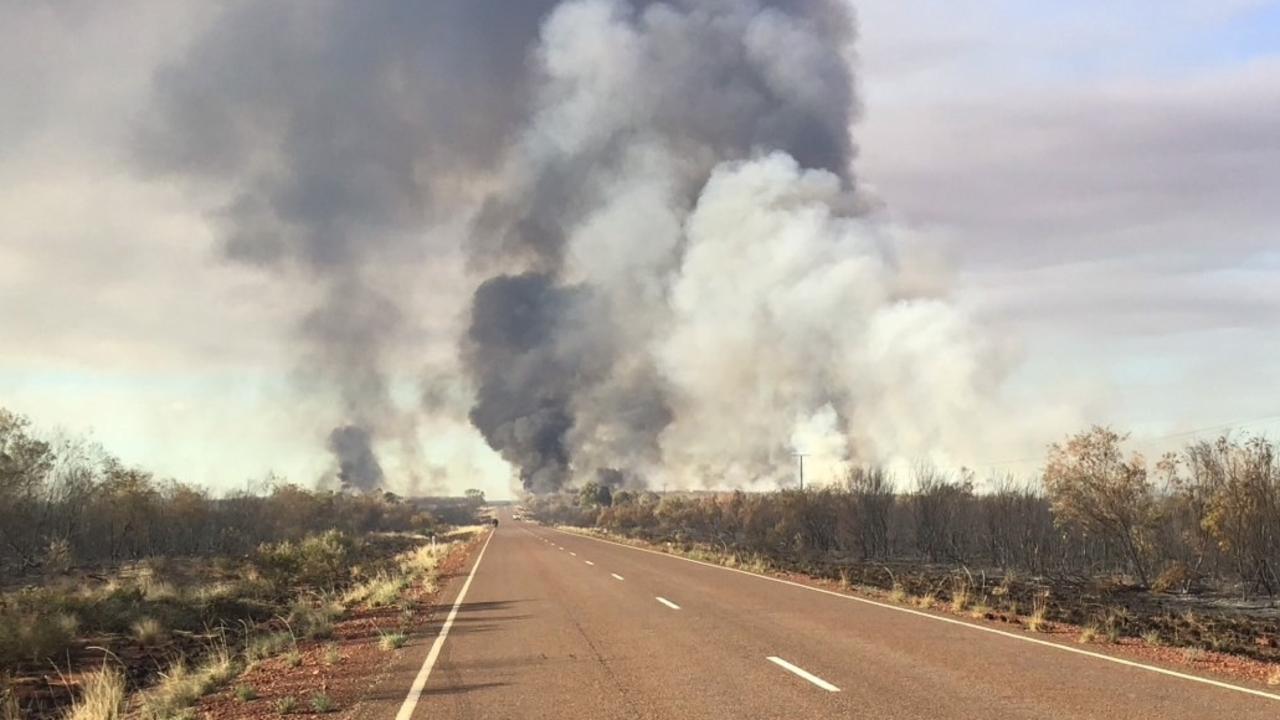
(529, 427, 1280, 664)
(0, 407, 486, 719)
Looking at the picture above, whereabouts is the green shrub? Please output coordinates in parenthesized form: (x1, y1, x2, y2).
(310, 693, 334, 713)
(255, 531, 355, 590)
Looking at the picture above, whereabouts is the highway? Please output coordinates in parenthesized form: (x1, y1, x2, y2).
(385, 510, 1280, 719)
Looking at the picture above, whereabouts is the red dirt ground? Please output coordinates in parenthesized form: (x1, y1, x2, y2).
(196, 536, 482, 719)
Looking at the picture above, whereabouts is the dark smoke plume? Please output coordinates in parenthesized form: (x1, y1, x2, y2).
(464, 273, 616, 492)
(136, 0, 561, 489)
(327, 425, 384, 492)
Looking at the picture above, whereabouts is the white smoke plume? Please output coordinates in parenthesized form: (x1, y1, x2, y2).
(468, 0, 1007, 491)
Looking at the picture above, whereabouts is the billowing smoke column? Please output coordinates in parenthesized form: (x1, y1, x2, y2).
(467, 0, 870, 491)
(139, 0, 1003, 493)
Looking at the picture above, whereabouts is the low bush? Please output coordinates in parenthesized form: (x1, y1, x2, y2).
(310, 693, 334, 713)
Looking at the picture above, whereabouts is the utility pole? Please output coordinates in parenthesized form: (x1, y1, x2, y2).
(793, 452, 807, 491)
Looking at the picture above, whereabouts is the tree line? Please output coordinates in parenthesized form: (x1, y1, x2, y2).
(0, 408, 477, 574)
(529, 427, 1280, 595)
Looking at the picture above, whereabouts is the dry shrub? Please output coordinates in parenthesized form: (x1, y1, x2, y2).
(1152, 562, 1194, 594)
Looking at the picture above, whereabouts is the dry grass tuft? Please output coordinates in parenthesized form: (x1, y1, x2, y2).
(1267, 667, 1280, 687)
(322, 644, 342, 666)
(889, 584, 907, 603)
(837, 569, 852, 591)
(379, 632, 407, 651)
(398, 544, 448, 576)
(1078, 625, 1099, 644)
(1025, 594, 1049, 633)
(245, 632, 292, 662)
(968, 597, 991, 619)
(914, 592, 938, 610)
(131, 617, 168, 647)
(949, 585, 971, 613)
(65, 664, 125, 720)
(136, 646, 237, 720)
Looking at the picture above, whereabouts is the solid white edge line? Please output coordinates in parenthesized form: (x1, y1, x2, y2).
(550, 527, 1280, 703)
(611, 573, 625, 581)
(767, 656, 841, 692)
(394, 529, 496, 720)
(655, 596, 681, 610)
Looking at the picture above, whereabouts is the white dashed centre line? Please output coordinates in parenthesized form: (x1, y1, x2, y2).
(569, 551, 577, 557)
(584, 560, 595, 565)
(766, 656, 840, 692)
(655, 597, 681, 610)
(611, 573, 625, 581)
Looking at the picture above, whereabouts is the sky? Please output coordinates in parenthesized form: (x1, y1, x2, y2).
(1, 0, 1278, 496)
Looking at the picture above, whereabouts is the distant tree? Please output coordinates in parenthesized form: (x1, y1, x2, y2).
(464, 488, 485, 505)
(1044, 427, 1157, 585)
(845, 466, 895, 560)
(577, 480, 612, 508)
(1173, 437, 1279, 594)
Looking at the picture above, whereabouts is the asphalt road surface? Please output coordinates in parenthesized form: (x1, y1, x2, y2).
(385, 510, 1280, 719)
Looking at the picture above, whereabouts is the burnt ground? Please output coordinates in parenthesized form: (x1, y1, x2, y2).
(572, 529, 1280, 688)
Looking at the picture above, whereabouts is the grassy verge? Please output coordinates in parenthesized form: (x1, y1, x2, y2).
(1, 527, 484, 720)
